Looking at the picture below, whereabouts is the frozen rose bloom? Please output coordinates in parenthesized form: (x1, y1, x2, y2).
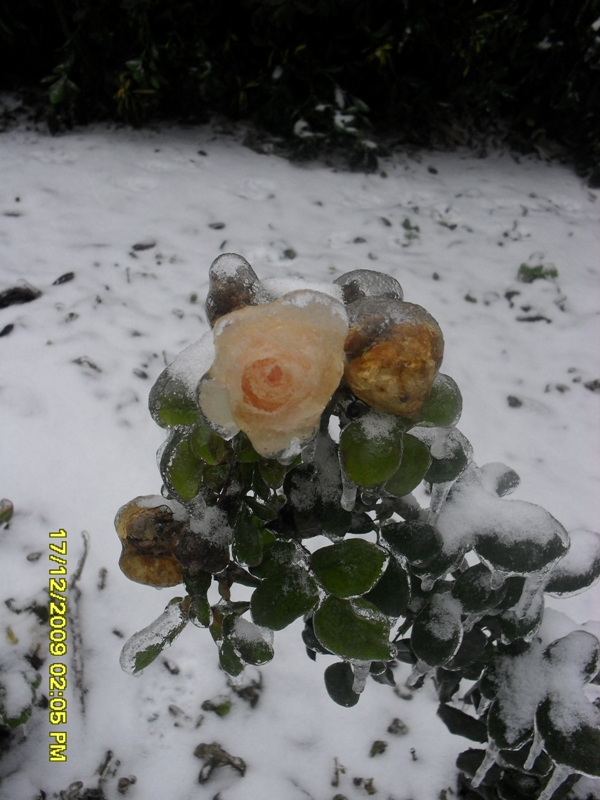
(199, 290, 348, 458)
(344, 297, 444, 418)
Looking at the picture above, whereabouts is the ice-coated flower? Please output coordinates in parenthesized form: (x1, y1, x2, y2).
(199, 290, 348, 458)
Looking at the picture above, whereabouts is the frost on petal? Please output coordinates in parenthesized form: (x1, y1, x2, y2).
(199, 290, 348, 457)
(344, 297, 443, 418)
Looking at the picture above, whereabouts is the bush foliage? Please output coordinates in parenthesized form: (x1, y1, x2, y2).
(1, 1, 598, 171)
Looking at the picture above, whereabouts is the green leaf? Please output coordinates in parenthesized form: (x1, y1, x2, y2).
(223, 614, 274, 666)
(313, 596, 393, 661)
(189, 420, 227, 465)
(232, 505, 264, 567)
(48, 76, 67, 105)
(219, 638, 245, 677)
(120, 599, 188, 675)
(324, 662, 360, 707)
(411, 593, 463, 667)
(417, 373, 462, 428)
(339, 412, 404, 488)
(385, 434, 431, 497)
(311, 539, 387, 598)
(437, 704, 487, 743)
(446, 626, 488, 671)
(380, 521, 443, 567)
(249, 540, 297, 579)
(363, 556, 410, 618)
(160, 430, 205, 502)
(536, 696, 600, 776)
(184, 571, 212, 627)
(258, 457, 288, 488)
(545, 529, 600, 597)
(250, 564, 319, 631)
(149, 369, 201, 428)
(451, 564, 506, 613)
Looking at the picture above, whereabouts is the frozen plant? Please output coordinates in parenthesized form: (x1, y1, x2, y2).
(115, 254, 600, 800)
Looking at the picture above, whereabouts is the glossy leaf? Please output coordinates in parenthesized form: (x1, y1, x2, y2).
(149, 370, 200, 428)
(363, 556, 411, 618)
(536, 696, 600, 776)
(545, 529, 600, 597)
(189, 420, 228, 465)
(385, 433, 431, 497)
(324, 661, 360, 707)
(232, 505, 264, 567)
(380, 521, 443, 567)
(313, 596, 393, 661)
(311, 539, 387, 598)
(250, 564, 319, 631)
(417, 373, 462, 428)
(437, 704, 487, 743)
(451, 563, 506, 613)
(160, 430, 204, 503)
(339, 412, 404, 488)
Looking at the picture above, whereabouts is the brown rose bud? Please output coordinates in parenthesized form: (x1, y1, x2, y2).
(199, 290, 348, 457)
(118, 550, 184, 588)
(205, 253, 272, 327)
(115, 496, 187, 587)
(344, 297, 444, 418)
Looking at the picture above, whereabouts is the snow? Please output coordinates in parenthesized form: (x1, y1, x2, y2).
(0, 115, 599, 799)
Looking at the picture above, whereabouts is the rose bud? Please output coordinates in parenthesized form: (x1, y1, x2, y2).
(344, 297, 444, 418)
(205, 253, 272, 327)
(118, 550, 184, 588)
(199, 290, 348, 458)
(334, 269, 404, 305)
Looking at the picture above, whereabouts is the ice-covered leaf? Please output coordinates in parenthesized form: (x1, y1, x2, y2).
(232, 505, 264, 567)
(339, 411, 404, 488)
(250, 564, 319, 630)
(384, 434, 431, 497)
(537, 696, 600, 777)
(437, 704, 487, 743)
(160, 430, 205, 503)
(282, 432, 352, 537)
(310, 539, 387, 598)
(222, 614, 274, 667)
(452, 563, 506, 613)
(324, 661, 361, 707)
(149, 332, 214, 428)
(175, 505, 231, 574)
(249, 540, 297, 579)
(436, 466, 569, 576)
(120, 599, 188, 675)
(189, 420, 228, 465)
(545, 529, 600, 597)
(411, 593, 463, 667)
(184, 571, 212, 627)
(363, 555, 411, 618)
(313, 596, 393, 661)
(413, 427, 472, 484)
(480, 462, 520, 497)
(380, 520, 443, 568)
(456, 749, 503, 785)
(446, 626, 489, 671)
(498, 582, 545, 643)
(416, 373, 463, 428)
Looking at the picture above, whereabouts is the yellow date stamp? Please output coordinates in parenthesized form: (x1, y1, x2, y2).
(48, 528, 68, 762)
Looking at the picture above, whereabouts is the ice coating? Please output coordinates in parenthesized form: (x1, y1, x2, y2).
(205, 253, 273, 326)
(435, 465, 569, 575)
(344, 297, 444, 417)
(263, 277, 343, 303)
(120, 600, 188, 675)
(199, 290, 348, 457)
(333, 269, 404, 305)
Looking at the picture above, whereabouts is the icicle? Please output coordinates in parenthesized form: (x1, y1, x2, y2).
(420, 575, 437, 592)
(340, 471, 357, 512)
(351, 660, 371, 694)
(471, 744, 499, 788)
(475, 694, 492, 716)
(430, 428, 450, 460)
(227, 670, 246, 689)
(406, 659, 430, 687)
(428, 480, 454, 523)
(523, 723, 545, 771)
(537, 765, 573, 800)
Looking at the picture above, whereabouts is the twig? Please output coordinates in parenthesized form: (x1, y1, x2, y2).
(68, 530, 90, 716)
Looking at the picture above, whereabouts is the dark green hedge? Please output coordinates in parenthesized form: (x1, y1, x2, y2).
(1, 0, 599, 177)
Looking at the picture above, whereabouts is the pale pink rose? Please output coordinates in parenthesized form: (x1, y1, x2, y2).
(199, 290, 348, 458)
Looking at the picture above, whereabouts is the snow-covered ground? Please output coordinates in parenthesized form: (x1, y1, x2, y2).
(0, 117, 599, 800)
